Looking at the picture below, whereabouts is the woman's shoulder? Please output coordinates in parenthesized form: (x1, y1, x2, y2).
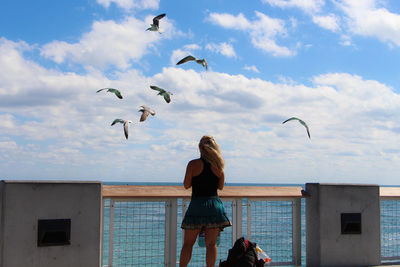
(188, 158, 203, 174)
(188, 158, 202, 165)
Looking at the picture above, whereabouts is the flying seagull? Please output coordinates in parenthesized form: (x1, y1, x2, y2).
(282, 117, 311, 139)
(139, 105, 156, 122)
(96, 88, 123, 99)
(146, 13, 166, 33)
(150, 85, 173, 103)
(176, 55, 208, 70)
(111, 119, 132, 140)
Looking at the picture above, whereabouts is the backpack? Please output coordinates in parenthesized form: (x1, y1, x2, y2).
(219, 237, 266, 267)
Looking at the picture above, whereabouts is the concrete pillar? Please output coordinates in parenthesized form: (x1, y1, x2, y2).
(306, 183, 381, 267)
(0, 180, 102, 267)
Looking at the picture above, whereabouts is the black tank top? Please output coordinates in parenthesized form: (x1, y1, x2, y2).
(191, 158, 219, 197)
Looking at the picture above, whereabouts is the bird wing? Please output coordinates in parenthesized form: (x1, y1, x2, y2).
(150, 85, 165, 93)
(203, 59, 208, 70)
(299, 120, 311, 139)
(115, 91, 123, 99)
(282, 117, 299, 124)
(97, 88, 123, 99)
(163, 92, 171, 103)
(123, 121, 130, 139)
(153, 13, 166, 26)
(97, 88, 111, 93)
(111, 119, 125, 126)
(176, 55, 196, 65)
(304, 124, 311, 139)
(140, 110, 150, 122)
(110, 89, 123, 99)
(107, 88, 123, 99)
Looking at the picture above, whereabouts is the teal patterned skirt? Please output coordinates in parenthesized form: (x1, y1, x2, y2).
(181, 196, 232, 230)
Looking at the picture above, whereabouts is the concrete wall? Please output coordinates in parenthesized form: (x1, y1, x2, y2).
(0, 181, 102, 267)
(306, 183, 381, 267)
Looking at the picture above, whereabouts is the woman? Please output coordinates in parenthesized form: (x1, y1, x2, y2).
(179, 135, 232, 267)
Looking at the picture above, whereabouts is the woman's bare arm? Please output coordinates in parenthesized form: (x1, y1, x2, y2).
(217, 170, 225, 190)
(183, 161, 193, 189)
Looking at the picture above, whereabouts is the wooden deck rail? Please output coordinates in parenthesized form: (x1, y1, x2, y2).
(380, 187, 400, 199)
(102, 185, 304, 198)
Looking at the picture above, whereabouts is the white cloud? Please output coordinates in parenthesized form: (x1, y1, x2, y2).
(170, 49, 190, 66)
(96, 0, 159, 11)
(0, 114, 16, 129)
(243, 65, 260, 73)
(262, 0, 324, 13)
(0, 38, 152, 144)
(0, 38, 79, 105)
(0, 141, 18, 150)
(250, 11, 295, 56)
(339, 34, 352, 46)
(207, 12, 295, 57)
(265, 0, 400, 47)
(41, 16, 173, 69)
(289, 17, 298, 29)
(335, 0, 400, 47)
(2, 36, 400, 183)
(263, 0, 341, 34)
(206, 13, 252, 30)
(183, 44, 201, 51)
(312, 14, 340, 32)
(150, 68, 400, 183)
(206, 42, 237, 58)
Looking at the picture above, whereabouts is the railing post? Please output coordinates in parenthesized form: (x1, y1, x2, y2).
(247, 200, 252, 240)
(181, 200, 188, 245)
(232, 199, 242, 243)
(108, 199, 115, 267)
(292, 198, 301, 266)
(165, 199, 178, 267)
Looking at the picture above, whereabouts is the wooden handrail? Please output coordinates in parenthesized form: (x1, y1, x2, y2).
(102, 185, 304, 198)
(380, 187, 400, 199)
(102, 185, 400, 199)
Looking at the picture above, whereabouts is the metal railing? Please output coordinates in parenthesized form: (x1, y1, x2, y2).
(102, 185, 303, 267)
(246, 198, 302, 266)
(102, 185, 400, 266)
(380, 187, 400, 264)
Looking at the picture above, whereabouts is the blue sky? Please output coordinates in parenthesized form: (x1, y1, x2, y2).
(1, 0, 400, 184)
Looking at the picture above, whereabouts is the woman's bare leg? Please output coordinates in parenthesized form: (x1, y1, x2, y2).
(179, 229, 201, 267)
(204, 228, 220, 267)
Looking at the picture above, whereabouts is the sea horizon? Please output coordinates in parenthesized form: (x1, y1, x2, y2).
(102, 181, 399, 187)
(103, 181, 304, 187)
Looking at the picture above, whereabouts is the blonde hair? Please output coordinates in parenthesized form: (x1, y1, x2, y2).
(199, 135, 225, 172)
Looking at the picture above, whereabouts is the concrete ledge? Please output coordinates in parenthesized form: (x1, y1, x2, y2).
(0, 180, 102, 267)
(306, 183, 381, 267)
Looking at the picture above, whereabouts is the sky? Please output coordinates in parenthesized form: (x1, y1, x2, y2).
(1, 0, 400, 185)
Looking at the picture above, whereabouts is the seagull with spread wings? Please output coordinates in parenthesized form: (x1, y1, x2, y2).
(176, 55, 208, 70)
(146, 13, 166, 33)
(111, 119, 132, 140)
(96, 88, 123, 99)
(150, 85, 173, 103)
(139, 105, 156, 122)
(282, 117, 311, 139)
